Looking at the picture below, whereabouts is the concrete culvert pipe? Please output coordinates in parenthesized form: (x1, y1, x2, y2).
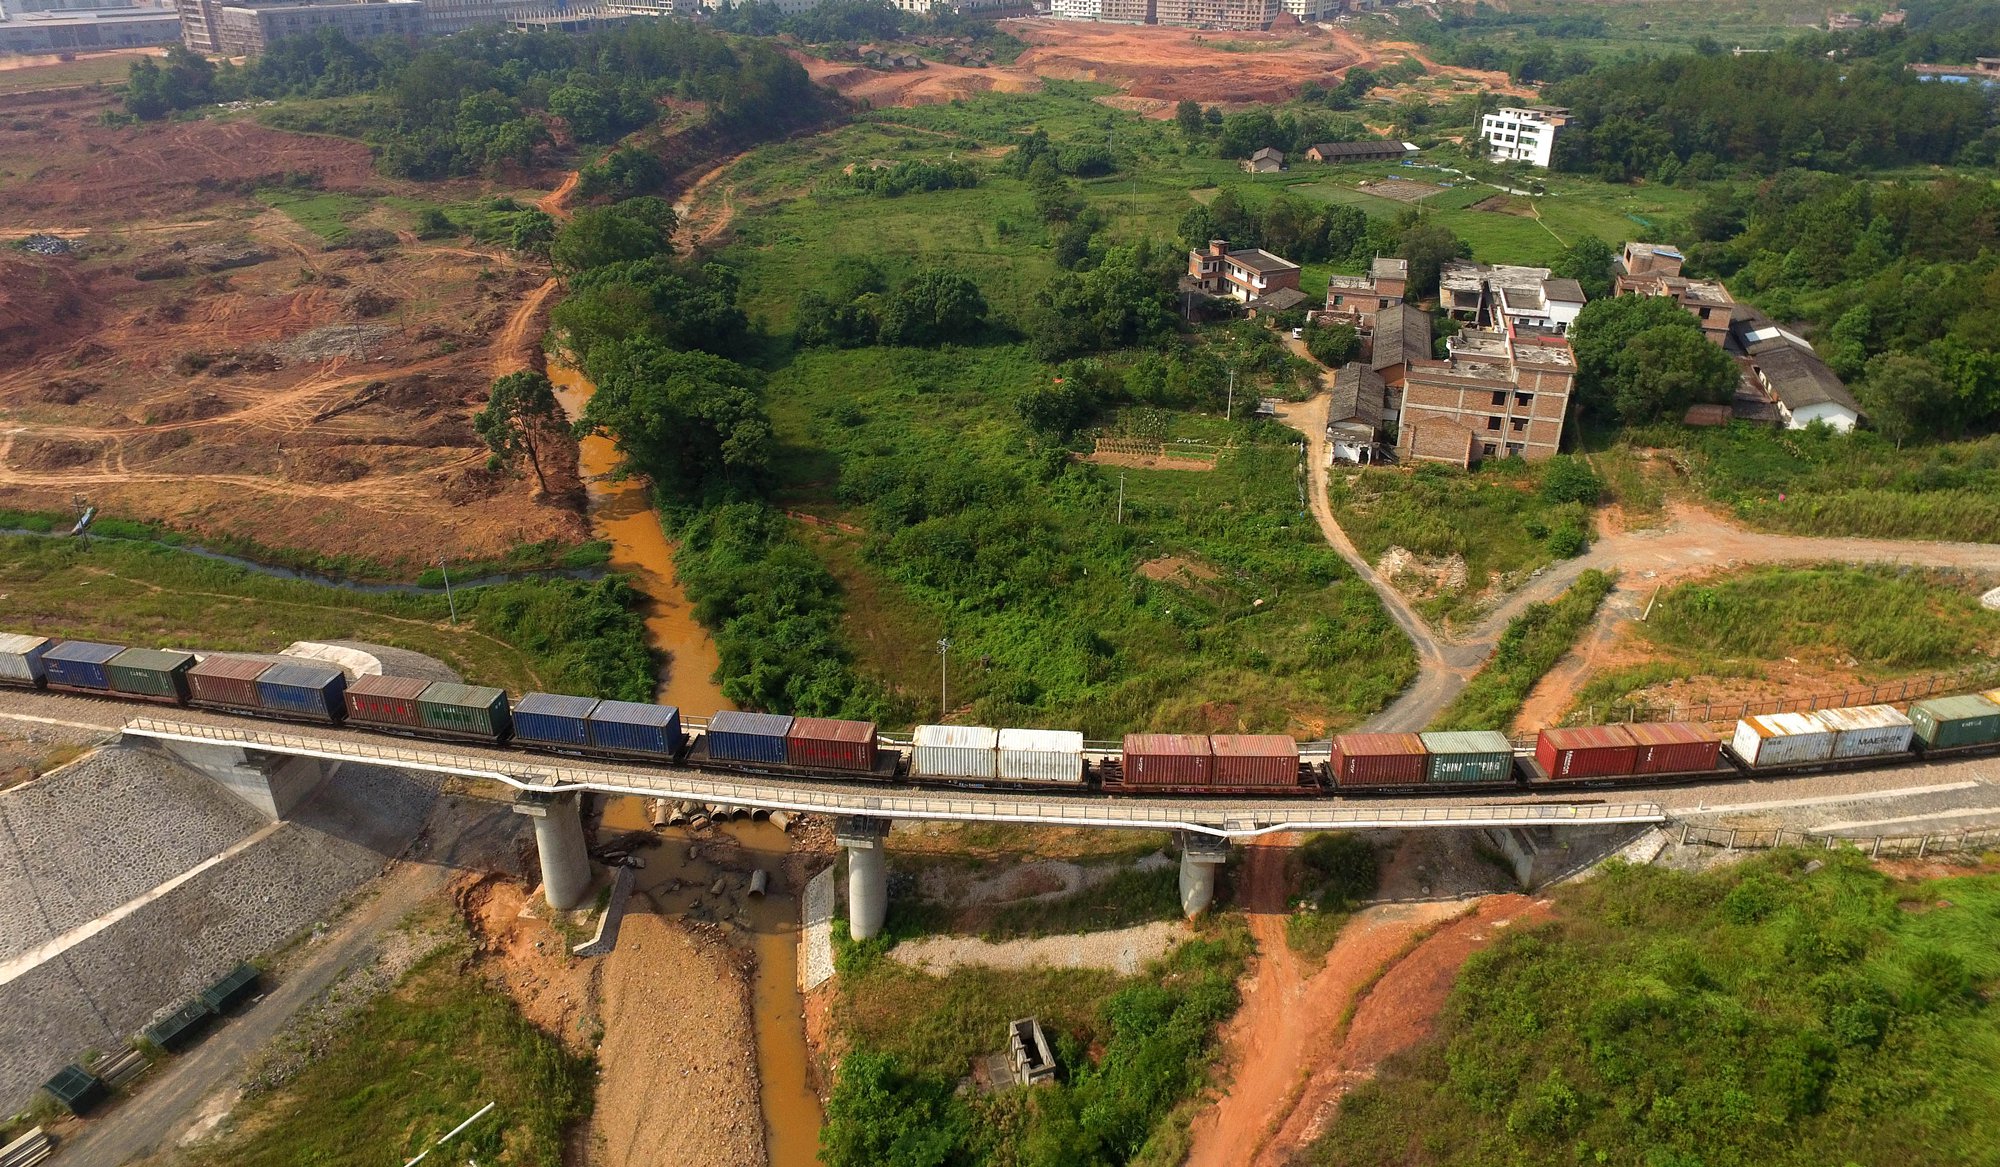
(769, 811, 793, 831)
(750, 807, 770, 822)
(748, 869, 769, 897)
(647, 798, 670, 829)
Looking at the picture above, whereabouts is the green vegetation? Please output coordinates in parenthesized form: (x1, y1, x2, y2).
(254, 187, 374, 244)
(1287, 833, 1382, 962)
(1307, 851, 2000, 1167)
(1571, 295, 1740, 424)
(882, 859, 1184, 942)
(1431, 569, 1616, 732)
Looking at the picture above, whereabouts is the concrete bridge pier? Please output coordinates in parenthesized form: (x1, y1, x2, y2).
(513, 790, 592, 911)
(1178, 832, 1232, 918)
(836, 815, 892, 941)
(148, 738, 334, 821)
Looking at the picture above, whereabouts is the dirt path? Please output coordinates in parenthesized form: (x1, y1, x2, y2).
(672, 156, 748, 253)
(537, 170, 579, 220)
(492, 276, 558, 379)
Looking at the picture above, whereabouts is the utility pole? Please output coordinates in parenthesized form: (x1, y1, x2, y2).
(937, 637, 951, 719)
(1226, 368, 1236, 421)
(1116, 473, 1126, 525)
(437, 557, 457, 625)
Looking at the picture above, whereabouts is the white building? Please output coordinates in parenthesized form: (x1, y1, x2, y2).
(1280, 0, 1338, 19)
(1048, 0, 1099, 16)
(1479, 105, 1568, 169)
(1438, 261, 1587, 335)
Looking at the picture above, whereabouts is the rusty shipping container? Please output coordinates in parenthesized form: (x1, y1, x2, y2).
(1627, 721, 1722, 775)
(344, 674, 431, 728)
(1813, 704, 1914, 761)
(788, 716, 879, 772)
(1330, 733, 1428, 787)
(1535, 724, 1639, 780)
(1209, 734, 1301, 787)
(1121, 734, 1213, 787)
(1731, 712, 1833, 769)
(187, 655, 271, 710)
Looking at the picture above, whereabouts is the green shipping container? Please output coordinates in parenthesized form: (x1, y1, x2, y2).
(1419, 730, 1516, 783)
(416, 682, 512, 740)
(1909, 694, 2000, 750)
(107, 647, 196, 701)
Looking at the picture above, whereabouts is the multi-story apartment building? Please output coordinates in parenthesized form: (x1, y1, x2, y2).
(1154, 0, 1277, 30)
(1478, 105, 1567, 168)
(1439, 260, 1587, 334)
(0, 3, 179, 51)
(1612, 241, 1736, 346)
(1396, 327, 1576, 466)
(422, 0, 573, 34)
(210, 0, 419, 53)
(1186, 239, 1300, 304)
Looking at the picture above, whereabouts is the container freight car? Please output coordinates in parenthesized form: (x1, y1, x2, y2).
(107, 648, 196, 704)
(1535, 725, 1639, 781)
(703, 711, 794, 766)
(1210, 734, 1305, 789)
(255, 663, 346, 722)
(344, 674, 429, 729)
(512, 693, 599, 748)
(998, 728, 1086, 785)
(1330, 733, 1427, 788)
(1815, 704, 1914, 761)
(415, 683, 511, 743)
(1627, 721, 1723, 776)
(586, 701, 683, 759)
(41, 640, 124, 692)
(912, 724, 1000, 781)
(1120, 734, 1214, 789)
(0, 633, 51, 688)
(1731, 712, 1835, 769)
(1419, 731, 1515, 785)
(187, 655, 271, 710)
(788, 717, 880, 774)
(1909, 694, 2000, 751)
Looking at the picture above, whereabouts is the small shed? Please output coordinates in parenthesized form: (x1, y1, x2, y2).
(1008, 1018, 1057, 1086)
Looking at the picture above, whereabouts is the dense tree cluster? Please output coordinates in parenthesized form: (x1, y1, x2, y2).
(1570, 296, 1738, 424)
(1024, 242, 1182, 363)
(793, 264, 991, 350)
(842, 158, 980, 197)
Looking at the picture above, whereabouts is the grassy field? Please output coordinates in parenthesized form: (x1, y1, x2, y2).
(1430, 569, 1615, 732)
(0, 51, 147, 96)
(254, 188, 377, 244)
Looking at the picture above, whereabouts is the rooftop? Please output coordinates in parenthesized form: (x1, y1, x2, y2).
(1308, 140, 1415, 158)
(1328, 362, 1385, 429)
(1223, 247, 1299, 275)
(1371, 303, 1432, 370)
(1370, 256, 1408, 281)
(1747, 337, 1860, 414)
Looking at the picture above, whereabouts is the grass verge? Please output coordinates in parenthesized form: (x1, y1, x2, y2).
(1429, 569, 1616, 731)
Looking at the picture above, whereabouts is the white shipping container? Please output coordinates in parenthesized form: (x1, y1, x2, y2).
(1812, 704, 1914, 760)
(1731, 712, 1835, 768)
(998, 727, 1086, 785)
(0, 633, 51, 685)
(911, 724, 1000, 780)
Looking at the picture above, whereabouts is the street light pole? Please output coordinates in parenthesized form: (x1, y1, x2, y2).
(937, 637, 951, 720)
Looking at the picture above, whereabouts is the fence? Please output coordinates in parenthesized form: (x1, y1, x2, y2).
(1561, 662, 2000, 729)
(1671, 819, 2000, 860)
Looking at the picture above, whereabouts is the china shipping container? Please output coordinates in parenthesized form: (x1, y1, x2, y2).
(1626, 721, 1722, 776)
(788, 716, 879, 772)
(586, 700, 683, 758)
(512, 693, 600, 747)
(255, 663, 347, 722)
(1121, 733, 1214, 787)
(1210, 734, 1302, 788)
(1330, 733, 1428, 787)
(1730, 712, 1834, 769)
(912, 724, 1000, 780)
(704, 710, 794, 765)
(997, 728, 1086, 785)
(1535, 724, 1640, 780)
(41, 640, 124, 691)
(106, 647, 196, 703)
(1909, 693, 2000, 750)
(1418, 730, 1515, 784)
(416, 682, 511, 741)
(343, 674, 430, 728)
(187, 655, 270, 709)
(0, 632, 52, 687)
(1812, 704, 1914, 760)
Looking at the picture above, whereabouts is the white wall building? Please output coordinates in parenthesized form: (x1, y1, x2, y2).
(1048, 0, 1100, 16)
(1479, 106, 1567, 169)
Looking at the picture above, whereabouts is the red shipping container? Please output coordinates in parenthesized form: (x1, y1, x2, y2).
(187, 655, 271, 710)
(1330, 733, 1428, 787)
(1122, 734, 1213, 787)
(1628, 721, 1722, 775)
(1536, 724, 1640, 780)
(787, 717, 878, 772)
(1210, 735, 1301, 787)
(345, 674, 430, 728)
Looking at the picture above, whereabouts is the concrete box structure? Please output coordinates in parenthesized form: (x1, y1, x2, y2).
(1396, 329, 1577, 466)
(1480, 106, 1567, 168)
(210, 0, 421, 54)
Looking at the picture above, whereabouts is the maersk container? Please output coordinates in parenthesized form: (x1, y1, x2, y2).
(705, 710, 794, 765)
(513, 692, 600, 747)
(0, 633, 52, 687)
(998, 727, 1085, 785)
(1909, 693, 2000, 750)
(344, 674, 430, 728)
(788, 717, 879, 773)
(1419, 730, 1515, 784)
(1730, 712, 1834, 769)
(255, 663, 347, 722)
(1812, 704, 1914, 761)
(1331, 732, 1428, 787)
(1121, 733, 1214, 787)
(416, 682, 511, 741)
(1535, 725, 1639, 780)
(187, 655, 270, 709)
(1626, 721, 1722, 776)
(107, 647, 196, 703)
(1210, 734, 1301, 788)
(586, 700, 684, 758)
(41, 640, 123, 691)
(913, 724, 1000, 780)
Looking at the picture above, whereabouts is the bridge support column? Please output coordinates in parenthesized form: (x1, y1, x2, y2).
(513, 790, 592, 911)
(1178, 833, 1231, 918)
(836, 816, 891, 941)
(149, 739, 333, 821)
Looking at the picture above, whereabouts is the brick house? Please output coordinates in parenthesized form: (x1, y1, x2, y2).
(1186, 239, 1301, 303)
(1613, 242, 1735, 347)
(1439, 260, 1587, 334)
(1395, 328, 1576, 467)
(1323, 257, 1408, 330)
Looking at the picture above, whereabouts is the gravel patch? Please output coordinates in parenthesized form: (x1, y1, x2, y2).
(889, 920, 1191, 976)
(268, 324, 393, 363)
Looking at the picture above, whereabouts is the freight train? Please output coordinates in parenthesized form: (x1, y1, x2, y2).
(4, 630, 2000, 796)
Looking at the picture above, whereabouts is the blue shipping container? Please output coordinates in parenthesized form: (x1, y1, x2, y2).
(513, 693, 599, 746)
(586, 700, 684, 758)
(705, 710, 794, 764)
(256, 664, 347, 722)
(42, 641, 123, 690)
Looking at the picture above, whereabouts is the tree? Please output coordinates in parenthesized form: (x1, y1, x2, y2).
(578, 340, 771, 496)
(1396, 220, 1471, 299)
(878, 268, 989, 347)
(552, 257, 747, 361)
(575, 145, 667, 202)
(1610, 325, 1739, 423)
(820, 1051, 969, 1167)
(1551, 236, 1616, 301)
(508, 208, 557, 257)
(1175, 98, 1204, 139)
(474, 371, 565, 493)
(1306, 322, 1360, 367)
(1860, 351, 1953, 446)
(548, 82, 616, 144)
(124, 45, 217, 120)
(1538, 455, 1603, 505)
(1569, 294, 1707, 418)
(550, 198, 676, 275)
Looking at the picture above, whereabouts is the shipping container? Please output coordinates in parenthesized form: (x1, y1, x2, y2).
(0, 632, 52, 687)
(1535, 725, 1640, 780)
(106, 647, 196, 703)
(912, 724, 1000, 780)
(1419, 730, 1515, 784)
(186, 655, 271, 710)
(41, 640, 124, 691)
(416, 682, 511, 741)
(1909, 693, 2000, 750)
(343, 674, 430, 728)
(586, 700, 683, 758)
(513, 692, 600, 747)
(704, 710, 795, 765)
(1626, 721, 1723, 776)
(1730, 712, 1834, 769)
(998, 728, 1086, 785)
(788, 717, 879, 773)
(255, 663, 347, 722)
(1812, 704, 1914, 761)
(1330, 733, 1429, 787)
(1210, 734, 1302, 788)
(1121, 733, 1214, 787)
